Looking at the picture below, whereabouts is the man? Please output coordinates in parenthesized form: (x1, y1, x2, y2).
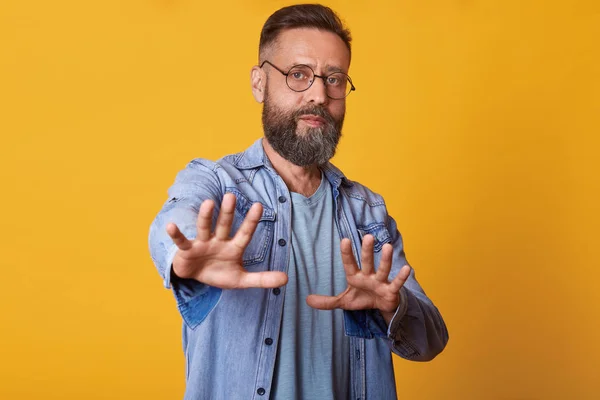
(149, 4, 448, 399)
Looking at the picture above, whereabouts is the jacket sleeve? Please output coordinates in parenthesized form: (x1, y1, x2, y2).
(382, 215, 449, 361)
(148, 159, 225, 329)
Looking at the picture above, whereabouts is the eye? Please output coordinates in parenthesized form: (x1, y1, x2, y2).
(288, 66, 312, 82)
(291, 71, 307, 80)
(327, 73, 349, 87)
(327, 76, 340, 86)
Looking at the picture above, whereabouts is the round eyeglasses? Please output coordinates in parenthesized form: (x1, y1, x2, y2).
(260, 60, 356, 100)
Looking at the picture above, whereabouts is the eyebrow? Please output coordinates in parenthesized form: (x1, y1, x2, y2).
(287, 62, 346, 74)
(324, 65, 345, 74)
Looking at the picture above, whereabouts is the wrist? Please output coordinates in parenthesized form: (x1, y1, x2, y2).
(380, 309, 396, 325)
(379, 298, 400, 325)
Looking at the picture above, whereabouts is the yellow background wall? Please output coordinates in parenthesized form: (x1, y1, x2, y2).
(1, 0, 598, 399)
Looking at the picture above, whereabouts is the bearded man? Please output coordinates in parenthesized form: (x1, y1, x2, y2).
(149, 4, 448, 400)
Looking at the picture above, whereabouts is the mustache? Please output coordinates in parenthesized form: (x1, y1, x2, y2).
(293, 105, 336, 125)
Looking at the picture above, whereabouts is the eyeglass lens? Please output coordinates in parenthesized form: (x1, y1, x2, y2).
(286, 65, 351, 99)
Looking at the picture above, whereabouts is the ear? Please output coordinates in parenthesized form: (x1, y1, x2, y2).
(250, 66, 266, 103)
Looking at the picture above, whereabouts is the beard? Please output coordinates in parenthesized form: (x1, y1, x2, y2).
(262, 89, 344, 167)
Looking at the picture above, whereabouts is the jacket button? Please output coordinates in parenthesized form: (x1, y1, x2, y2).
(278, 239, 287, 246)
(278, 196, 286, 203)
(273, 288, 281, 295)
(265, 338, 273, 345)
(257, 388, 266, 396)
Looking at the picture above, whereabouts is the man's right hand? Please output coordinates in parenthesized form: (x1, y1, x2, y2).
(166, 193, 288, 289)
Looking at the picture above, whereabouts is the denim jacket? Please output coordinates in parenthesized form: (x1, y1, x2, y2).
(148, 138, 448, 400)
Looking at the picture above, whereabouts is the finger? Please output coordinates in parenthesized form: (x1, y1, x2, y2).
(375, 243, 394, 282)
(167, 223, 192, 251)
(306, 294, 341, 310)
(214, 193, 236, 240)
(237, 271, 288, 289)
(196, 199, 215, 241)
(360, 234, 375, 275)
(232, 202, 263, 249)
(389, 265, 411, 294)
(340, 238, 359, 277)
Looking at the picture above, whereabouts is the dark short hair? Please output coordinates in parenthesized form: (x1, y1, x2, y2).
(259, 4, 352, 62)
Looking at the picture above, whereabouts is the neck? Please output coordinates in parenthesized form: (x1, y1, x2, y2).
(262, 138, 322, 197)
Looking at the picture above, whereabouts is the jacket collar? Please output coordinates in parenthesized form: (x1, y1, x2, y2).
(232, 138, 353, 189)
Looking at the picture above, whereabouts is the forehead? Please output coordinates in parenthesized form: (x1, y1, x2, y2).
(270, 28, 350, 72)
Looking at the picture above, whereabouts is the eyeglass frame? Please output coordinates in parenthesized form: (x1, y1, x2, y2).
(259, 60, 356, 99)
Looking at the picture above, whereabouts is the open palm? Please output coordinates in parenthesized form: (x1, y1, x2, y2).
(167, 193, 288, 289)
(306, 235, 410, 314)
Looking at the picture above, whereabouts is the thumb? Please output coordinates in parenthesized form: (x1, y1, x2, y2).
(306, 294, 340, 310)
(236, 271, 288, 289)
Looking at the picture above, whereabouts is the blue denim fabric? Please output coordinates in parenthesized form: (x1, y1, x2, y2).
(149, 139, 449, 400)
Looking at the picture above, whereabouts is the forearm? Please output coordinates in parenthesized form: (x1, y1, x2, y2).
(386, 286, 448, 361)
(149, 160, 223, 286)
(149, 198, 224, 330)
(379, 216, 448, 360)
(149, 200, 200, 287)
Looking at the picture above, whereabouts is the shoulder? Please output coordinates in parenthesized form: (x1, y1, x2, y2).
(341, 178, 386, 208)
(177, 146, 251, 183)
(323, 162, 386, 208)
(182, 138, 264, 174)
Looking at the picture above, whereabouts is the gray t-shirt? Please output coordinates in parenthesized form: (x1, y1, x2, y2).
(271, 175, 350, 399)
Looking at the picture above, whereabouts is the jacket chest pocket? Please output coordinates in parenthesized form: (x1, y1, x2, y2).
(226, 188, 275, 267)
(357, 222, 392, 252)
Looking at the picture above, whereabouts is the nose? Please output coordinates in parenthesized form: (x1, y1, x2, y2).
(305, 76, 328, 105)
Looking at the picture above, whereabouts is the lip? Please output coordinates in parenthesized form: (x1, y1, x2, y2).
(298, 114, 327, 125)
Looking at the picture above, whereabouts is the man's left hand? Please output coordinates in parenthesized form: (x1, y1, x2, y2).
(306, 235, 411, 324)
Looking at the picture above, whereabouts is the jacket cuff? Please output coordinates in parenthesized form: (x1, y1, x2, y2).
(387, 287, 409, 337)
(163, 244, 179, 289)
